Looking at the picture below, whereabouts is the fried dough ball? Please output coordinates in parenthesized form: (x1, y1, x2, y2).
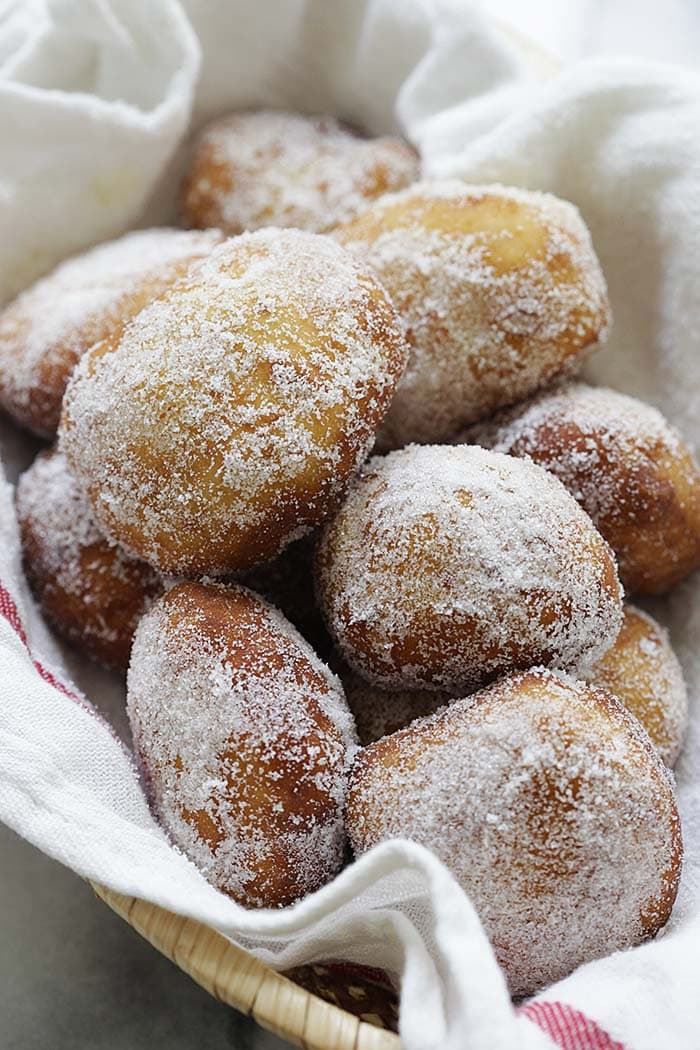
(340, 663, 450, 745)
(333, 180, 610, 447)
(0, 228, 223, 438)
(16, 450, 162, 672)
(181, 110, 419, 236)
(587, 605, 688, 767)
(127, 581, 357, 908)
(315, 444, 623, 693)
(347, 668, 683, 997)
(237, 536, 332, 658)
(61, 229, 408, 576)
(465, 382, 700, 595)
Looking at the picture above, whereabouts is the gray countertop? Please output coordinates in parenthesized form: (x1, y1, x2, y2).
(1, 821, 289, 1050)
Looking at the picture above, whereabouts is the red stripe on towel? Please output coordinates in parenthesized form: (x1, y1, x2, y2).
(0, 577, 643, 1048)
(0, 581, 137, 766)
(0, 582, 28, 644)
(519, 1001, 626, 1049)
(0, 582, 90, 709)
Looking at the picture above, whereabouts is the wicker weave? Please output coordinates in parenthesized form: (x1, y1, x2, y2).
(93, 883, 402, 1049)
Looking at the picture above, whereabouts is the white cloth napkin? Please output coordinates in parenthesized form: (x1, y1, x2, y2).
(1, 3, 700, 1049)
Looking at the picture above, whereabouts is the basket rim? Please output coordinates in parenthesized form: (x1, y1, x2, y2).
(92, 882, 402, 1050)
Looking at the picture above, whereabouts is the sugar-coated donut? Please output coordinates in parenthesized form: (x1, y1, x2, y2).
(333, 181, 610, 447)
(340, 663, 450, 745)
(465, 382, 700, 594)
(0, 228, 223, 438)
(127, 581, 356, 908)
(347, 667, 682, 997)
(181, 110, 419, 236)
(238, 536, 332, 658)
(316, 444, 623, 693)
(587, 605, 688, 767)
(61, 229, 408, 576)
(16, 450, 162, 672)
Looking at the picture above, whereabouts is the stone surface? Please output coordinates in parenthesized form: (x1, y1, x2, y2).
(0, 822, 289, 1050)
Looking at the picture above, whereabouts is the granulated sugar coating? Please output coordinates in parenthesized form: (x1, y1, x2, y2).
(587, 604, 688, 768)
(347, 667, 683, 998)
(237, 535, 332, 659)
(0, 227, 223, 438)
(340, 662, 452, 745)
(127, 581, 357, 908)
(61, 228, 408, 576)
(315, 445, 623, 693)
(333, 180, 610, 447)
(466, 382, 700, 595)
(16, 449, 162, 672)
(181, 110, 419, 236)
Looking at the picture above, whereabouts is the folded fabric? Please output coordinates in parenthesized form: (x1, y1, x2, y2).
(1, 3, 699, 1049)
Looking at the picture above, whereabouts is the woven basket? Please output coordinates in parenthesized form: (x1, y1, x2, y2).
(93, 883, 402, 1049)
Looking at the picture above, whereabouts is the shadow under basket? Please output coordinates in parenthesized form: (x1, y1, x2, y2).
(93, 883, 402, 1049)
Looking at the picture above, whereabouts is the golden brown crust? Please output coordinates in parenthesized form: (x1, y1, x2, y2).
(466, 382, 700, 595)
(587, 604, 688, 766)
(333, 181, 611, 446)
(505, 417, 700, 594)
(338, 659, 451, 745)
(128, 581, 357, 908)
(0, 229, 223, 438)
(347, 668, 682, 996)
(181, 110, 419, 236)
(61, 230, 409, 576)
(16, 449, 162, 672)
(235, 535, 332, 658)
(316, 445, 623, 693)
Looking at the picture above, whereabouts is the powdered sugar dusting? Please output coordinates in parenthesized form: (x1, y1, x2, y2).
(340, 662, 452, 745)
(182, 110, 419, 236)
(237, 535, 332, 658)
(333, 180, 611, 447)
(127, 581, 357, 907)
(347, 667, 682, 997)
(465, 381, 700, 594)
(316, 444, 623, 692)
(0, 228, 223, 437)
(16, 449, 162, 670)
(61, 228, 408, 575)
(17, 451, 104, 584)
(587, 604, 688, 767)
